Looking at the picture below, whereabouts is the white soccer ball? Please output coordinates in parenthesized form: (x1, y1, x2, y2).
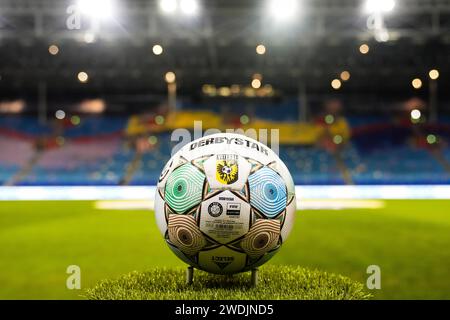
(155, 133, 296, 274)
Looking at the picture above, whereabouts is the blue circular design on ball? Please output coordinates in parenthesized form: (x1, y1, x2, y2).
(248, 167, 287, 218)
(264, 183, 278, 201)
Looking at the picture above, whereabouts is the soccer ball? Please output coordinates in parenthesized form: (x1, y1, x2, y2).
(155, 133, 296, 274)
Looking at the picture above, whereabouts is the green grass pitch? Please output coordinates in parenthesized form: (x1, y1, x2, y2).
(0, 200, 450, 299)
(84, 266, 371, 300)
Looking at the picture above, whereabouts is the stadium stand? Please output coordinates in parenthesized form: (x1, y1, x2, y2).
(280, 146, 345, 185)
(0, 116, 52, 136)
(1, 108, 450, 186)
(17, 138, 134, 186)
(342, 144, 449, 185)
(0, 135, 35, 185)
(63, 116, 127, 138)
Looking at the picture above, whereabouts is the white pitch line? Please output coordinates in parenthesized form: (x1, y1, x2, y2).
(297, 199, 385, 210)
(93, 199, 385, 211)
(94, 200, 154, 210)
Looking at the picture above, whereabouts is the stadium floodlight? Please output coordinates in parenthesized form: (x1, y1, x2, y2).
(340, 71, 351, 81)
(152, 44, 164, 55)
(77, 0, 115, 20)
(268, 0, 298, 20)
(251, 79, 262, 89)
(165, 71, 176, 83)
(55, 110, 66, 120)
(412, 78, 422, 89)
(218, 87, 231, 97)
(427, 134, 437, 144)
(159, 0, 178, 14)
(331, 79, 342, 90)
(256, 44, 266, 55)
(180, 0, 199, 16)
(411, 109, 421, 120)
(429, 69, 439, 80)
(48, 45, 59, 56)
(333, 135, 343, 145)
(364, 0, 395, 14)
(78, 71, 89, 83)
(359, 44, 370, 54)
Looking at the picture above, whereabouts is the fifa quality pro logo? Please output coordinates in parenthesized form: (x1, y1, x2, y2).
(216, 154, 239, 185)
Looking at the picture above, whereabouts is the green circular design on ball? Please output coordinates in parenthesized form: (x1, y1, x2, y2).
(172, 179, 187, 198)
(164, 163, 205, 213)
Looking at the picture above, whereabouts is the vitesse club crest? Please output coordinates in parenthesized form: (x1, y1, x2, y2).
(216, 154, 239, 185)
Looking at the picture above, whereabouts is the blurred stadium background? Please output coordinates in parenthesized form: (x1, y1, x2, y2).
(1, 0, 450, 299)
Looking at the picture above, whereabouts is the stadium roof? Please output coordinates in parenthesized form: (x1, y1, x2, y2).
(0, 0, 449, 96)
